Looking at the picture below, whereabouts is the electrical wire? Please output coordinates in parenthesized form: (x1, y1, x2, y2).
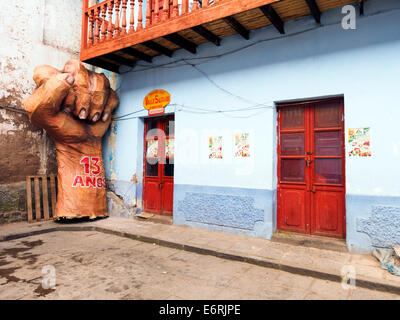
(120, 25, 321, 75)
(122, 6, 400, 74)
(113, 21, 345, 119)
(112, 102, 275, 121)
(108, 7, 399, 122)
(0, 105, 28, 115)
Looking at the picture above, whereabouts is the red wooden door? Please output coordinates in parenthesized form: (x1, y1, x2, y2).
(143, 115, 174, 215)
(277, 98, 345, 238)
(150, 0, 173, 24)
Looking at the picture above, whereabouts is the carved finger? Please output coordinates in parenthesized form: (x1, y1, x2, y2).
(63, 59, 91, 120)
(33, 65, 61, 87)
(89, 72, 110, 122)
(88, 88, 119, 138)
(102, 89, 119, 122)
(23, 73, 74, 127)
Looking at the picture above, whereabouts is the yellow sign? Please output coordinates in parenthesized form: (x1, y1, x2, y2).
(143, 89, 171, 115)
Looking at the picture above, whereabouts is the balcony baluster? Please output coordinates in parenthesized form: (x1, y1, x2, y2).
(172, 0, 179, 18)
(121, 0, 128, 35)
(107, 1, 114, 39)
(129, 0, 135, 33)
(146, 0, 151, 27)
(115, 0, 121, 36)
(182, 0, 189, 14)
(192, 0, 198, 11)
(155, 0, 160, 24)
(88, 10, 94, 46)
(162, 0, 169, 22)
(138, 0, 144, 31)
(94, 7, 100, 43)
(101, 4, 107, 41)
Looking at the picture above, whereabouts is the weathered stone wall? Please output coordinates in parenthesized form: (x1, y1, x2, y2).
(0, 182, 28, 224)
(0, 0, 82, 223)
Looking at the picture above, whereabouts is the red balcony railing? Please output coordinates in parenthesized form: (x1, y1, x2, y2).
(80, 0, 280, 66)
(80, 0, 359, 72)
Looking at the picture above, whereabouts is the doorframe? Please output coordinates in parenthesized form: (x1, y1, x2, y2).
(142, 113, 175, 216)
(274, 96, 346, 239)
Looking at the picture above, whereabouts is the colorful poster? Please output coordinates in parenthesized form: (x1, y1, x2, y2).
(234, 133, 250, 158)
(146, 140, 158, 158)
(348, 127, 371, 157)
(209, 136, 223, 159)
(165, 138, 174, 158)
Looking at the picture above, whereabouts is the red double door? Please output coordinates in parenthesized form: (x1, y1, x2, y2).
(277, 98, 346, 238)
(143, 116, 174, 215)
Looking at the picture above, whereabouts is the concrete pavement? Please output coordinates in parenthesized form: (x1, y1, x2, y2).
(1, 216, 399, 296)
(0, 230, 399, 300)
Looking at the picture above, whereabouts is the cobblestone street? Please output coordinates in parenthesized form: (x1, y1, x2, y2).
(0, 230, 399, 300)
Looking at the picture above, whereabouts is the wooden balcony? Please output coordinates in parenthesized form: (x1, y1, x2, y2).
(80, 0, 360, 73)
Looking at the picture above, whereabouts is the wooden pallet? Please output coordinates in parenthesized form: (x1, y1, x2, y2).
(26, 175, 57, 223)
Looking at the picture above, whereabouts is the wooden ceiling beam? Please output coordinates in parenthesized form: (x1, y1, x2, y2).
(163, 33, 197, 54)
(103, 53, 136, 67)
(223, 16, 250, 40)
(142, 41, 173, 57)
(84, 58, 120, 73)
(358, 0, 365, 15)
(305, 0, 321, 24)
(119, 47, 153, 63)
(191, 25, 221, 46)
(260, 5, 285, 34)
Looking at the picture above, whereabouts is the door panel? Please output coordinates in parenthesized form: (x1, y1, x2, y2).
(143, 115, 174, 215)
(314, 158, 342, 184)
(161, 179, 174, 214)
(277, 105, 309, 233)
(315, 131, 342, 156)
(279, 187, 308, 232)
(314, 100, 342, 128)
(278, 98, 345, 238)
(144, 180, 161, 212)
(281, 133, 305, 155)
(281, 106, 305, 128)
(313, 189, 344, 236)
(280, 159, 305, 182)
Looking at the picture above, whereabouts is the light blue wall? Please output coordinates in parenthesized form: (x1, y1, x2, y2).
(103, 0, 400, 252)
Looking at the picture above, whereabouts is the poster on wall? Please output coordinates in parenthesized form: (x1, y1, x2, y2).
(348, 127, 371, 157)
(165, 138, 175, 158)
(209, 136, 223, 159)
(146, 140, 158, 158)
(234, 133, 250, 158)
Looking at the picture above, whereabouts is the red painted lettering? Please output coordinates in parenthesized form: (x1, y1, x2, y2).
(86, 176, 97, 188)
(72, 175, 84, 187)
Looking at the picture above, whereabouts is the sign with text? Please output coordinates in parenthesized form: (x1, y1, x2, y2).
(143, 89, 171, 116)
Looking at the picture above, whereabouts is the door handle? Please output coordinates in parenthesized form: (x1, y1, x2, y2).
(311, 185, 316, 193)
(159, 181, 164, 189)
(306, 160, 313, 167)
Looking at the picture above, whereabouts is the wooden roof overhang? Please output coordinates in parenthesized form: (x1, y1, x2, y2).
(80, 0, 364, 73)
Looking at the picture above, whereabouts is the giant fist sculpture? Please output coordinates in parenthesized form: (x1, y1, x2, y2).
(23, 59, 119, 220)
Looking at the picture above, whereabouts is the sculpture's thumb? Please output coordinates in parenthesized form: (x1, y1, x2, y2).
(23, 73, 74, 126)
